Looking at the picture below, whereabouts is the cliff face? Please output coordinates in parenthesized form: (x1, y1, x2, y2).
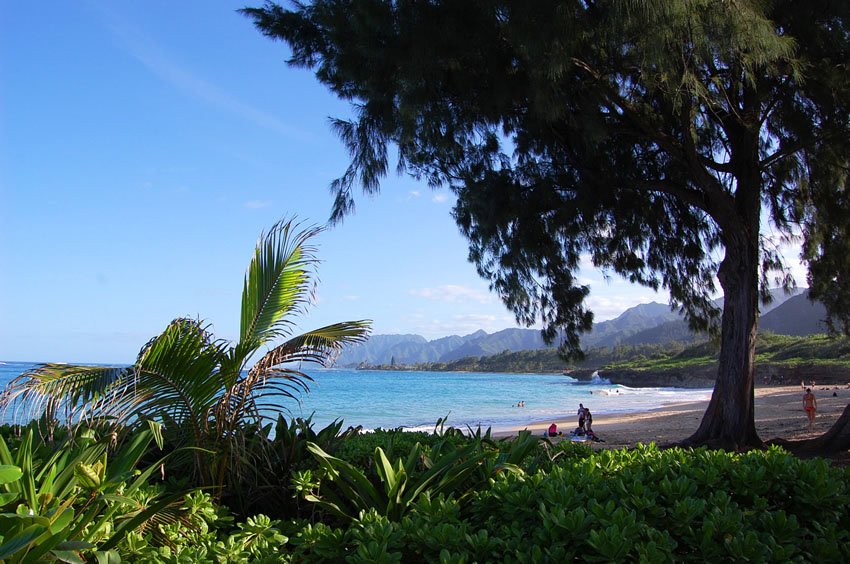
(574, 364, 850, 389)
(582, 366, 717, 388)
(753, 364, 850, 386)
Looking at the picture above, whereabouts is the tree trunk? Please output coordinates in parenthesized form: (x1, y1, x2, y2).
(681, 109, 766, 451)
(683, 230, 763, 450)
(769, 403, 850, 456)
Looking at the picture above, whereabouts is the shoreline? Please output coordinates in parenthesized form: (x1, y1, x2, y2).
(492, 385, 850, 448)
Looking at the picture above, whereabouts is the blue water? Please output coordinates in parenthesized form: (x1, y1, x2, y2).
(0, 361, 711, 432)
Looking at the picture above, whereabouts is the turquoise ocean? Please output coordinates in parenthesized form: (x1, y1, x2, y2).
(0, 361, 711, 433)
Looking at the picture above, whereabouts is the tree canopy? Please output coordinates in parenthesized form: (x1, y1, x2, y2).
(244, 0, 850, 448)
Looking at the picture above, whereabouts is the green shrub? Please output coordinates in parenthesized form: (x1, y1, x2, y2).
(0, 425, 190, 562)
(300, 436, 492, 522)
(9, 424, 845, 562)
(120, 508, 292, 563)
(469, 445, 850, 562)
(220, 415, 360, 519)
(333, 429, 472, 473)
(284, 444, 850, 562)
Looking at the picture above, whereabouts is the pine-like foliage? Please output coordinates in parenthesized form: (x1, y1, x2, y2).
(244, 1, 850, 446)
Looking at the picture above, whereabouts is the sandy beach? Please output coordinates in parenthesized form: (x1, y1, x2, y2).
(496, 385, 850, 448)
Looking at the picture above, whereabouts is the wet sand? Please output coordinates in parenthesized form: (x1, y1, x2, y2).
(494, 385, 850, 448)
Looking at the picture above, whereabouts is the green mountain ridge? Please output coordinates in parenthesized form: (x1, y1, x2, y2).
(337, 289, 815, 367)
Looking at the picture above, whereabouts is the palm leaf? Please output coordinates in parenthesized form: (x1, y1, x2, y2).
(240, 218, 324, 348)
(249, 321, 371, 376)
(233, 321, 370, 421)
(132, 318, 228, 445)
(208, 319, 371, 489)
(2, 218, 372, 500)
(0, 364, 132, 428)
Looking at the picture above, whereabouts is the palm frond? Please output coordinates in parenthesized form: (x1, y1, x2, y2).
(0, 364, 132, 428)
(133, 318, 229, 444)
(249, 320, 372, 377)
(217, 320, 370, 425)
(240, 218, 324, 348)
(220, 341, 256, 390)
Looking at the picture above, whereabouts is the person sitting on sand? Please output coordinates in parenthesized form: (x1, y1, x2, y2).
(548, 423, 558, 438)
(803, 388, 817, 432)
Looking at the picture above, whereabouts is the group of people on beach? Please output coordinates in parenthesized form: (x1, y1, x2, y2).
(545, 386, 822, 441)
(576, 403, 595, 437)
(548, 403, 601, 441)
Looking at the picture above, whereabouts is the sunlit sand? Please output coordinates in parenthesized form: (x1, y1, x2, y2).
(494, 385, 850, 448)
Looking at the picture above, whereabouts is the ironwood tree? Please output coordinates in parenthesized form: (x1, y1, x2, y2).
(243, 0, 850, 449)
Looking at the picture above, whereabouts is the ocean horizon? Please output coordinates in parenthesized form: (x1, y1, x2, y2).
(0, 361, 712, 433)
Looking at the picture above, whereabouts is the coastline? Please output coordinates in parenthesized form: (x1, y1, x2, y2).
(492, 385, 850, 448)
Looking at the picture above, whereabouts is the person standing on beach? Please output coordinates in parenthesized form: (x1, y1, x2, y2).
(577, 404, 586, 432)
(803, 388, 817, 432)
(584, 409, 593, 433)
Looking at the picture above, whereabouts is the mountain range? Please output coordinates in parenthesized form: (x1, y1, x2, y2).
(336, 288, 827, 366)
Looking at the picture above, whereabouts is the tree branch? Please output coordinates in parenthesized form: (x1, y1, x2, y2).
(699, 155, 736, 173)
(634, 179, 708, 212)
(571, 58, 684, 157)
(761, 139, 806, 169)
(571, 57, 738, 231)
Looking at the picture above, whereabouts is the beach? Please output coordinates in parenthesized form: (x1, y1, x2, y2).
(4, 363, 847, 446)
(500, 385, 850, 448)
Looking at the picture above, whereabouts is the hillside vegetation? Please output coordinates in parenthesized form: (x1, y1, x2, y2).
(343, 289, 825, 367)
(363, 333, 850, 374)
(616, 333, 850, 372)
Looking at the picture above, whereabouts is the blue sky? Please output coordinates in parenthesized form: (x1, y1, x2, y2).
(0, 2, 804, 364)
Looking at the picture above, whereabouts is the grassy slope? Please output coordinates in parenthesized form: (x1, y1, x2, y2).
(607, 333, 850, 371)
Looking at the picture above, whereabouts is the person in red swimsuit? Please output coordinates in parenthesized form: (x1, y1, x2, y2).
(803, 388, 817, 432)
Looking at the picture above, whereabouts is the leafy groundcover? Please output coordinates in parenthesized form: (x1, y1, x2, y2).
(283, 444, 850, 563)
(2, 423, 849, 563)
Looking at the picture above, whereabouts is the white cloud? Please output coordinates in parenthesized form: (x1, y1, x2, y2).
(409, 284, 495, 304)
(406, 313, 518, 338)
(408, 190, 421, 198)
(432, 193, 448, 203)
(579, 253, 597, 270)
(100, 10, 307, 140)
(786, 262, 808, 287)
(341, 295, 360, 302)
(771, 236, 809, 287)
(244, 200, 271, 209)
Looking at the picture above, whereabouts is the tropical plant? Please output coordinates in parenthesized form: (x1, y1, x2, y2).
(1, 219, 371, 495)
(271, 415, 360, 477)
(297, 426, 537, 524)
(0, 425, 188, 563)
(225, 414, 361, 518)
(298, 440, 480, 522)
(332, 426, 470, 474)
